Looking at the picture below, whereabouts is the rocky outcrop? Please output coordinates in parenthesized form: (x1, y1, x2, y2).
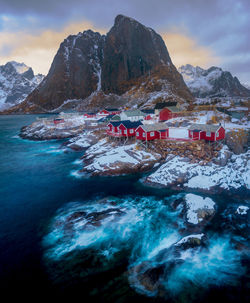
(81, 139, 162, 176)
(19, 119, 85, 140)
(6, 15, 193, 114)
(179, 64, 250, 98)
(225, 129, 249, 154)
(222, 205, 250, 240)
(0, 61, 44, 111)
(145, 148, 250, 194)
(128, 233, 206, 297)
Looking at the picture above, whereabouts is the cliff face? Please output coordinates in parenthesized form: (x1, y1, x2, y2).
(179, 64, 250, 98)
(101, 15, 172, 94)
(6, 15, 193, 113)
(23, 30, 105, 111)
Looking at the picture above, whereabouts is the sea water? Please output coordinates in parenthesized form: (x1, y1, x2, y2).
(0, 115, 249, 302)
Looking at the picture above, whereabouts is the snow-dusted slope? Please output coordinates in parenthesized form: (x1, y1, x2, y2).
(0, 61, 44, 111)
(179, 64, 250, 98)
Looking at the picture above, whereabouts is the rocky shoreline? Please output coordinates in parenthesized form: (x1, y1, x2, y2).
(19, 119, 249, 195)
(20, 123, 85, 141)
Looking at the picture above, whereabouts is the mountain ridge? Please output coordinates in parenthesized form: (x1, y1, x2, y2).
(179, 64, 250, 98)
(0, 61, 44, 111)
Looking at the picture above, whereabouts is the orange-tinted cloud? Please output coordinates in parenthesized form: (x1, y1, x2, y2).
(161, 31, 220, 68)
(0, 20, 107, 75)
(0, 21, 219, 75)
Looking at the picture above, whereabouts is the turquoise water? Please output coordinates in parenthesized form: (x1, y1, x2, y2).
(0, 115, 249, 302)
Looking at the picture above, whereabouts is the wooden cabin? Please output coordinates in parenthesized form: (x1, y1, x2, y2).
(98, 108, 121, 116)
(118, 121, 143, 137)
(106, 121, 122, 137)
(159, 106, 182, 121)
(83, 112, 96, 118)
(141, 109, 155, 120)
(136, 123, 169, 141)
(120, 109, 146, 122)
(154, 102, 178, 115)
(188, 124, 225, 141)
(53, 118, 65, 125)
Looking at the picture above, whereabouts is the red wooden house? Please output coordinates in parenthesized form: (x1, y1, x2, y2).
(188, 124, 225, 141)
(106, 121, 122, 137)
(118, 121, 143, 137)
(54, 118, 65, 125)
(141, 109, 155, 120)
(159, 106, 182, 121)
(136, 123, 169, 141)
(99, 108, 121, 116)
(83, 112, 96, 118)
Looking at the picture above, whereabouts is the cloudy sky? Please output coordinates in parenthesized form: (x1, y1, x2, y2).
(0, 0, 249, 84)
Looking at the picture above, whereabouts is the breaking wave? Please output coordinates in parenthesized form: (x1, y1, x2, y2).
(42, 194, 248, 298)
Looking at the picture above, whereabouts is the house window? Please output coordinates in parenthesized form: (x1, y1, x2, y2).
(119, 130, 122, 134)
(150, 132, 154, 137)
(217, 132, 219, 137)
(124, 130, 127, 134)
(130, 129, 134, 134)
(143, 133, 146, 137)
(136, 132, 139, 136)
(206, 131, 211, 136)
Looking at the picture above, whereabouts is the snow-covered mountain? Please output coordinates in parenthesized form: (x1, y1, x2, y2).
(5, 15, 193, 114)
(179, 64, 250, 98)
(0, 61, 44, 111)
(243, 83, 250, 90)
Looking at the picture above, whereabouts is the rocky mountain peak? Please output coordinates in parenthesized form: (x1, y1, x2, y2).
(0, 61, 44, 111)
(179, 64, 250, 98)
(101, 14, 173, 95)
(5, 15, 193, 113)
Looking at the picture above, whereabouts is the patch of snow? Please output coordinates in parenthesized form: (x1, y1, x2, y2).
(84, 141, 160, 174)
(236, 206, 249, 215)
(147, 150, 250, 191)
(185, 194, 215, 224)
(10, 61, 29, 74)
(168, 128, 189, 139)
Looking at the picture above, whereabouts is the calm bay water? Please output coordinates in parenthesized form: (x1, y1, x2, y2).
(0, 115, 249, 302)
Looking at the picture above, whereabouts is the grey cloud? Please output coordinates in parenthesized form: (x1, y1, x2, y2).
(1, 0, 249, 83)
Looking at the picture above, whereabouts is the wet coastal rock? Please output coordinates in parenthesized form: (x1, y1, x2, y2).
(128, 234, 206, 296)
(62, 207, 126, 235)
(222, 204, 250, 240)
(20, 122, 84, 140)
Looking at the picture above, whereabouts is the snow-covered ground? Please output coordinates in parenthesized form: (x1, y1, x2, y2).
(67, 131, 98, 149)
(185, 194, 215, 224)
(146, 149, 250, 192)
(168, 128, 189, 138)
(82, 139, 161, 175)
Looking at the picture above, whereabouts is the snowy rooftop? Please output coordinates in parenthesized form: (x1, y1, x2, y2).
(188, 123, 222, 132)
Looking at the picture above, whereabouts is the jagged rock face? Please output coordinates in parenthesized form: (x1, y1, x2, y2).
(179, 64, 250, 98)
(101, 15, 172, 94)
(24, 30, 105, 111)
(6, 15, 193, 113)
(0, 61, 44, 111)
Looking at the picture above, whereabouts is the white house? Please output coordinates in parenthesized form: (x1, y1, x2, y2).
(120, 109, 146, 122)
